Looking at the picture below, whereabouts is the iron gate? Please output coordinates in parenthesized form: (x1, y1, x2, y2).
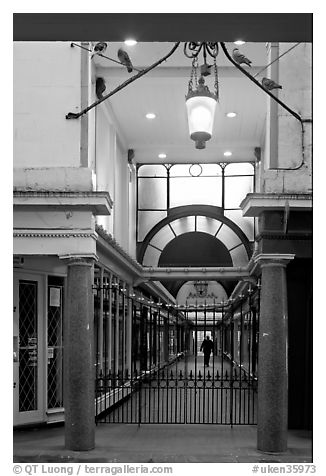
(96, 365, 257, 425)
(94, 276, 259, 425)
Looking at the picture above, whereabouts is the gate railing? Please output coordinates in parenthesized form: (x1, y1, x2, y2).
(95, 367, 257, 425)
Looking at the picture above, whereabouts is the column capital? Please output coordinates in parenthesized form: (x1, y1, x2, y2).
(59, 253, 98, 267)
(253, 253, 295, 271)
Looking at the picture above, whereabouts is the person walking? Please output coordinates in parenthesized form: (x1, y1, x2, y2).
(200, 335, 214, 367)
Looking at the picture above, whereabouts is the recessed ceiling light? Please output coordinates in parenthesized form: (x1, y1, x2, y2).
(124, 39, 137, 46)
(158, 153, 167, 159)
(234, 40, 246, 45)
(224, 151, 232, 157)
(226, 112, 237, 118)
(146, 113, 156, 119)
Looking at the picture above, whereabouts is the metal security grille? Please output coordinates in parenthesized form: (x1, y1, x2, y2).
(47, 282, 64, 409)
(94, 277, 260, 426)
(18, 280, 38, 412)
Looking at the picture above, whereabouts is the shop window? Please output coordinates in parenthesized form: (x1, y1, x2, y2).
(19, 280, 38, 412)
(47, 276, 64, 409)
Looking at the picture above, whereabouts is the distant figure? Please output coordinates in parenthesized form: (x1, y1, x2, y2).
(200, 335, 214, 367)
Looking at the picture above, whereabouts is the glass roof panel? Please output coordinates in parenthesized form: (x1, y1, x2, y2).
(196, 216, 222, 236)
(224, 210, 254, 241)
(224, 175, 254, 209)
(224, 162, 255, 176)
(170, 216, 196, 236)
(138, 164, 167, 177)
(138, 177, 167, 209)
(138, 210, 167, 241)
(150, 225, 175, 250)
(170, 163, 221, 176)
(142, 244, 161, 266)
(170, 176, 222, 207)
(216, 224, 242, 250)
(169, 164, 192, 176)
(230, 244, 249, 266)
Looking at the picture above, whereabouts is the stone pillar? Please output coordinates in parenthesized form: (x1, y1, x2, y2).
(256, 254, 294, 453)
(64, 257, 95, 451)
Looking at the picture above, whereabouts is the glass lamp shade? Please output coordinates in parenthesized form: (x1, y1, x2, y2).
(186, 95, 217, 149)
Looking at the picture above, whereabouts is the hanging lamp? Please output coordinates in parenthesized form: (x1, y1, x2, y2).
(184, 42, 219, 149)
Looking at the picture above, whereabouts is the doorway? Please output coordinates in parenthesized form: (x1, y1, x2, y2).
(13, 272, 45, 425)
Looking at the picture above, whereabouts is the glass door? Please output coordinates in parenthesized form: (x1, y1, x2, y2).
(13, 273, 45, 425)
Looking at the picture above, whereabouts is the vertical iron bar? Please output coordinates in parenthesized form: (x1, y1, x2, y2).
(149, 304, 152, 423)
(166, 165, 170, 210)
(230, 303, 234, 427)
(212, 299, 216, 423)
(104, 279, 108, 379)
(121, 286, 125, 423)
(248, 292, 252, 424)
(149, 303, 153, 370)
(170, 370, 173, 423)
(221, 303, 224, 424)
(221, 163, 225, 210)
(138, 376, 142, 427)
(175, 317, 178, 378)
(184, 306, 188, 424)
(203, 301, 207, 423)
(166, 360, 169, 423)
(103, 281, 108, 419)
(195, 300, 198, 423)
(136, 166, 139, 243)
(95, 282, 99, 421)
(114, 280, 119, 375)
(240, 298, 243, 424)
(175, 367, 178, 423)
(108, 274, 112, 374)
(157, 308, 161, 423)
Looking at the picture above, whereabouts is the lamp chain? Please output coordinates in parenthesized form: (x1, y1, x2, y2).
(188, 57, 199, 93)
(214, 57, 219, 101)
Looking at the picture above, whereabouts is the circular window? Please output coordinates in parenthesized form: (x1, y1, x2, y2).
(189, 163, 203, 177)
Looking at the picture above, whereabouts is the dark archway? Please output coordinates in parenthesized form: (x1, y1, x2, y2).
(158, 232, 232, 267)
(158, 232, 236, 297)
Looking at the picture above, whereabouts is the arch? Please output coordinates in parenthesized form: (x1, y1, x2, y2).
(138, 205, 252, 267)
(158, 232, 232, 267)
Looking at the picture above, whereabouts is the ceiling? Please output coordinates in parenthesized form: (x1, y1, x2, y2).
(13, 13, 312, 42)
(13, 13, 312, 166)
(95, 41, 269, 164)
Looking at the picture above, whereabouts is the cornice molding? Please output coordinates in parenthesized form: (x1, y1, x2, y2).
(13, 190, 113, 215)
(252, 253, 295, 273)
(59, 253, 98, 263)
(241, 192, 312, 217)
(256, 232, 312, 241)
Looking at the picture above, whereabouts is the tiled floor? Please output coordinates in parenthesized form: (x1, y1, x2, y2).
(13, 423, 312, 463)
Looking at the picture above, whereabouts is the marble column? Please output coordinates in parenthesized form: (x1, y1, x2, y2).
(64, 257, 95, 451)
(256, 254, 294, 453)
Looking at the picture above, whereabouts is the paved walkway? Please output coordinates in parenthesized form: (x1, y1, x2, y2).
(13, 423, 312, 464)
